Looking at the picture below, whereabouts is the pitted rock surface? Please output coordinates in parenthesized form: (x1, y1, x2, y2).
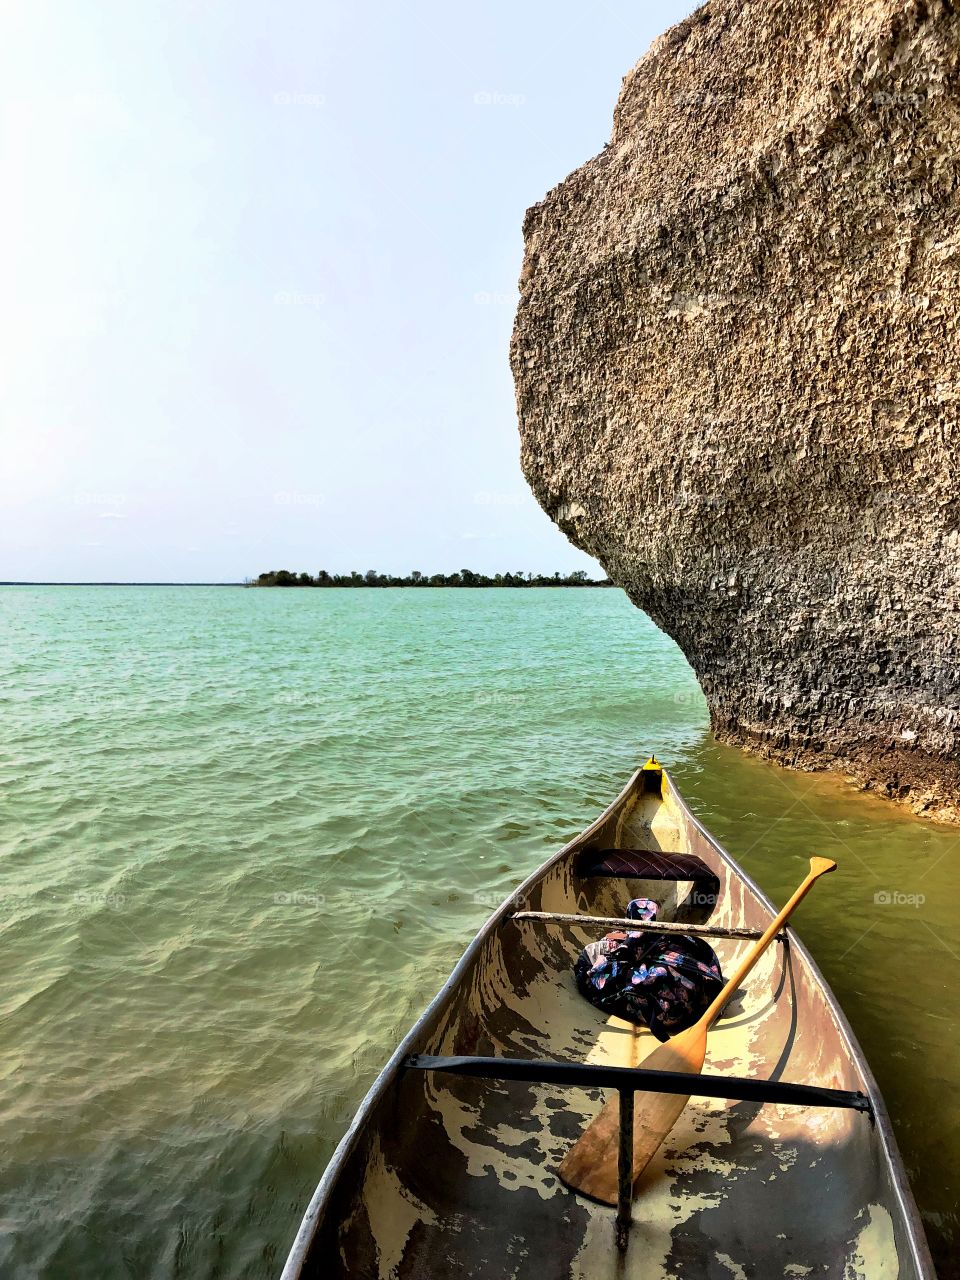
(511, 0, 960, 821)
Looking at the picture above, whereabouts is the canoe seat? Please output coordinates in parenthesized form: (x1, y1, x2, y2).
(575, 848, 720, 901)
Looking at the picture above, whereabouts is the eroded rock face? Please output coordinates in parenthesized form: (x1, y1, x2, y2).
(511, 0, 960, 820)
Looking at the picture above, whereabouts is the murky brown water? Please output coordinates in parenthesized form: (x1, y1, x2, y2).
(672, 740, 959, 1277)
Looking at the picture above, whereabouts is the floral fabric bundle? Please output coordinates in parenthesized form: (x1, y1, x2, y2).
(573, 897, 724, 1042)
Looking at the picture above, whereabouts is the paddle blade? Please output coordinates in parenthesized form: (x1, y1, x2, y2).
(558, 1024, 707, 1205)
(809, 856, 837, 878)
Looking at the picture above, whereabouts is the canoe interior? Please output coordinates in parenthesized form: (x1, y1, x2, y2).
(287, 766, 931, 1280)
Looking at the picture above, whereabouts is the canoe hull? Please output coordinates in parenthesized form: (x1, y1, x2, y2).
(282, 765, 934, 1279)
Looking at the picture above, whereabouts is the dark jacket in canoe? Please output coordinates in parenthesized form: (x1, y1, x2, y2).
(574, 896, 724, 1040)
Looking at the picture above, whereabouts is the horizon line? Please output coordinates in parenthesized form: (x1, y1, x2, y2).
(0, 581, 246, 587)
(0, 579, 613, 587)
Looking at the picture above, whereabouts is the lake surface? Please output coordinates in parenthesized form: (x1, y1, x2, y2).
(1, 586, 957, 1278)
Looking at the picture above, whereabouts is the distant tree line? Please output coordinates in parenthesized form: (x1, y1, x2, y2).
(251, 569, 613, 588)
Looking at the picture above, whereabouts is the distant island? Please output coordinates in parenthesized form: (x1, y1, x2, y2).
(251, 569, 613, 588)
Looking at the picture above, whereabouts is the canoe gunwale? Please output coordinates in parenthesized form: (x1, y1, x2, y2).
(280, 764, 936, 1280)
(280, 767, 642, 1279)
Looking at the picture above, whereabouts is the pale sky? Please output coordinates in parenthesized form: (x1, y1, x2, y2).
(1, 0, 694, 582)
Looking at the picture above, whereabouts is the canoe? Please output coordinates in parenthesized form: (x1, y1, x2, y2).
(281, 759, 934, 1279)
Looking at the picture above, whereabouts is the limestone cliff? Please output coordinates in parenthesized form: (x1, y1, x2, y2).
(511, 0, 960, 821)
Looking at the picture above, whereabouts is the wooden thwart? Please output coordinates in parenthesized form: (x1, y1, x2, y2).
(511, 910, 777, 941)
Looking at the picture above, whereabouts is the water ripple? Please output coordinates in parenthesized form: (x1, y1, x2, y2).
(0, 587, 957, 1276)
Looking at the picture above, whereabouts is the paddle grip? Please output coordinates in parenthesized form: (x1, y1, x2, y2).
(700, 856, 836, 1029)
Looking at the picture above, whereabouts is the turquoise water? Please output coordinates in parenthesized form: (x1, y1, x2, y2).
(0, 586, 956, 1278)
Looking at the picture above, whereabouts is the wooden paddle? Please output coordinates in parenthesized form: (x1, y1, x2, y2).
(559, 855, 837, 1204)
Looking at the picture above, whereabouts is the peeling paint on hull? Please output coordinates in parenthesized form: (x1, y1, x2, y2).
(281, 766, 934, 1280)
